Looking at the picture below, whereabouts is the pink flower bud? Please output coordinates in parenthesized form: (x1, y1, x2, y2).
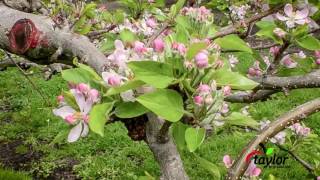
(248, 67, 256, 77)
(153, 38, 165, 53)
(65, 114, 76, 124)
(220, 103, 229, 114)
(281, 55, 297, 68)
(223, 155, 233, 168)
(77, 83, 90, 93)
(184, 61, 193, 69)
(315, 50, 320, 59)
(317, 176, 320, 180)
(172, 42, 186, 55)
(197, 84, 211, 95)
(194, 51, 209, 68)
(134, 41, 147, 54)
(269, 46, 280, 56)
(316, 59, 320, 65)
(108, 75, 121, 86)
(194, 95, 203, 105)
(301, 127, 310, 137)
(146, 18, 157, 28)
(205, 96, 214, 105)
(89, 89, 99, 101)
(222, 86, 232, 96)
(273, 28, 286, 38)
(57, 95, 64, 103)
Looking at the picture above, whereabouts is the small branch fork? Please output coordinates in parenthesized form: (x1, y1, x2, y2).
(227, 98, 320, 179)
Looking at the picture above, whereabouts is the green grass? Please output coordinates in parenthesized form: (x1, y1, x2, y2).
(0, 168, 31, 180)
(0, 67, 319, 179)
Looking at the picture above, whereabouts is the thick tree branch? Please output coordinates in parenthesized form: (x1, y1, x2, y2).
(255, 69, 320, 90)
(224, 90, 277, 103)
(227, 98, 320, 179)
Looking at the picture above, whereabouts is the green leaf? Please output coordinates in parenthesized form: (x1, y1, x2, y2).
(115, 102, 149, 118)
(255, 21, 283, 44)
(211, 69, 259, 90)
(194, 154, 221, 179)
(128, 61, 175, 88)
(120, 29, 137, 43)
(186, 42, 207, 60)
(225, 112, 259, 128)
(185, 127, 205, 152)
(77, 63, 102, 80)
(89, 103, 114, 136)
(266, 148, 274, 155)
(106, 80, 145, 95)
(62, 68, 95, 84)
(214, 34, 253, 53)
(296, 35, 320, 50)
(136, 89, 184, 122)
(171, 122, 189, 149)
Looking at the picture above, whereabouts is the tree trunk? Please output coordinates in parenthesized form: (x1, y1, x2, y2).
(146, 113, 189, 180)
(0, 3, 189, 179)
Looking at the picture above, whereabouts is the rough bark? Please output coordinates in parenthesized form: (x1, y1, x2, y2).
(227, 98, 320, 179)
(224, 90, 277, 103)
(146, 113, 189, 180)
(0, 4, 189, 179)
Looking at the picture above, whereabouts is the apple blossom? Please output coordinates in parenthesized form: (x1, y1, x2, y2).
(102, 72, 125, 87)
(172, 42, 186, 55)
(270, 131, 286, 145)
(276, 4, 310, 28)
(281, 55, 297, 68)
(316, 59, 320, 65)
(153, 38, 165, 53)
(107, 40, 129, 72)
(223, 155, 233, 168)
(228, 55, 239, 68)
(314, 50, 320, 58)
(146, 18, 157, 29)
(53, 84, 100, 142)
(290, 123, 311, 137)
(57, 95, 64, 103)
(194, 50, 209, 68)
(197, 83, 211, 95)
(220, 103, 229, 114)
(229, 5, 250, 20)
(296, 51, 306, 59)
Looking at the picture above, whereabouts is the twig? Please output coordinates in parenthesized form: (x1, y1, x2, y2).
(4, 51, 51, 106)
(276, 144, 314, 173)
(146, 22, 171, 47)
(227, 98, 320, 179)
(157, 121, 172, 143)
(267, 41, 289, 74)
(224, 90, 277, 103)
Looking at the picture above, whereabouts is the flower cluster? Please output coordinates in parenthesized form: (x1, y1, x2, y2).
(248, 61, 262, 77)
(289, 123, 311, 137)
(181, 6, 213, 22)
(53, 83, 99, 142)
(193, 83, 215, 106)
(280, 55, 297, 69)
(229, 5, 250, 20)
(276, 4, 310, 28)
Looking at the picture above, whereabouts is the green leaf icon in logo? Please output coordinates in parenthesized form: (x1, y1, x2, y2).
(266, 148, 274, 155)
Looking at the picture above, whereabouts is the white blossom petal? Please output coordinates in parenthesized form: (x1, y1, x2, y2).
(295, 8, 309, 19)
(276, 13, 288, 21)
(81, 123, 89, 137)
(284, 4, 293, 17)
(53, 106, 76, 119)
(67, 123, 83, 143)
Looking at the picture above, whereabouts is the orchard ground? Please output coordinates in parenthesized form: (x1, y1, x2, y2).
(0, 67, 319, 179)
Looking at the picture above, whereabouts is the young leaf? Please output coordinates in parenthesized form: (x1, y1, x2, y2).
(120, 29, 137, 43)
(136, 89, 184, 122)
(194, 154, 221, 179)
(255, 21, 283, 44)
(214, 34, 253, 53)
(115, 102, 149, 118)
(211, 69, 259, 90)
(89, 103, 114, 136)
(62, 68, 95, 84)
(186, 42, 207, 60)
(77, 63, 102, 80)
(171, 122, 189, 149)
(128, 61, 175, 88)
(225, 112, 259, 128)
(106, 80, 145, 95)
(296, 35, 320, 51)
(185, 127, 206, 152)
(61, 91, 79, 111)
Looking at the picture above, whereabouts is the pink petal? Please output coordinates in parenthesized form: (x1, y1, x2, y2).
(53, 106, 76, 119)
(295, 19, 307, 25)
(223, 155, 233, 168)
(67, 122, 83, 143)
(251, 167, 261, 177)
(70, 89, 92, 114)
(284, 4, 293, 17)
(276, 13, 288, 21)
(295, 8, 309, 19)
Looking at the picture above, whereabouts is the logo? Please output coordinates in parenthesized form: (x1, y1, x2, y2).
(245, 143, 289, 168)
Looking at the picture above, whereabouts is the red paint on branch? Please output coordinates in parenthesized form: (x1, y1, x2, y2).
(9, 19, 41, 54)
